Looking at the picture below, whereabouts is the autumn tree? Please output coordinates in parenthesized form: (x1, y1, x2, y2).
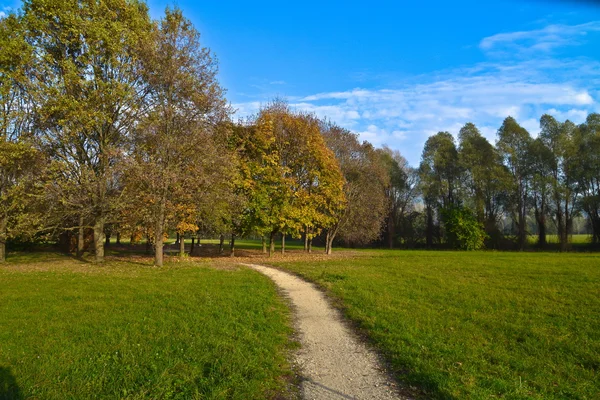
(22, 0, 152, 262)
(234, 104, 344, 256)
(322, 123, 388, 252)
(0, 13, 45, 262)
(126, 8, 230, 266)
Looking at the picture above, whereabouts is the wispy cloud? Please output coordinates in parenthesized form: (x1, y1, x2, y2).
(233, 22, 600, 165)
(480, 21, 600, 54)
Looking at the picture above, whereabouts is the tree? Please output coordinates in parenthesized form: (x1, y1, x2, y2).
(127, 8, 230, 267)
(528, 138, 554, 247)
(539, 114, 579, 251)
(419, 132, 461, 246)
(379, 147, 418, 248)
(458, 123, 509, 246)
(322, 123, 388, 252)
(23, 0, 152, 263)
(573, 114, 600, 244)
(234, 103, 345, 256)
(497, 117, 532, 250)
(0, 13, 45, 262)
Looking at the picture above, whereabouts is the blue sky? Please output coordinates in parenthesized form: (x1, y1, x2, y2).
(2, 0, 600, 165)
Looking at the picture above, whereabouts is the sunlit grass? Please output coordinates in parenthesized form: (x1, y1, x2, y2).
(0, 256, 295, 399)
(271, 250, 600, 399)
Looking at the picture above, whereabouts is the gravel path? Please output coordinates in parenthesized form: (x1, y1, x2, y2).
(242, 263, 408, 400)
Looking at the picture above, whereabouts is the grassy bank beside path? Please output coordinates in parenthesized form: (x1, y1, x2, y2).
(271, 250, 600, 399)
(0, 255, 295, 399)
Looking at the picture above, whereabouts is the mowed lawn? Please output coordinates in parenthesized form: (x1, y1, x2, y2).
(0, 255, 294, 400)
(271, 250, 600, 399)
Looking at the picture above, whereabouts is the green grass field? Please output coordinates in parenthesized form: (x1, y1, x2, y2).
(271, 250, 600, 399)
(0, 255, 295, 400)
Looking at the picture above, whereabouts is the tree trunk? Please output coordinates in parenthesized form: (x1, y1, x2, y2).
(281, 234, 285, 255)
(537, 216, 547, 248)
(105, 231, 111, 247)
(388, 214, 395, 249)
(591, 212, 600, 245)
(154, 227, 164, 268)
(560, 201, 571, 252)
(426, 204, 433, 248)
(219, 234, 225, 254)
(116, 232, 121, 245)
(179, 233, 185, 257)
(230, 234, 235, 257)
(308, 238, 312, 253)
(262, 237, 267, 254)
(555, 203, 565, 252)
(154, 192, 167, 266)
(176, 232, 180, 244)
(77, 215, 85, 257)
(325, 230, 334, 255)
(93, 217, 105, 264)
(190, 237, 195, 255)
(0, 213, 7, 263)
(269, 231, 275, 256)
(304, 226, 309, 252)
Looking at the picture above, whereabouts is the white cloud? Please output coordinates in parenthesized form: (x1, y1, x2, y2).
(0, 11, 6, 18)
(233, 23, 599, 166)
(480, 21, 600, 55)
(233, 58, 598, 166)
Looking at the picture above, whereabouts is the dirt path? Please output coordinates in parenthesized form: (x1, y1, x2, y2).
(242, 263, 408, 400)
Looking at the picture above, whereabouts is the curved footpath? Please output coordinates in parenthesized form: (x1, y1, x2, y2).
(242, 263, 408, 400)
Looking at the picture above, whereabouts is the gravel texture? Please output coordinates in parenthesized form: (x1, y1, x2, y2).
(243, 263, 408, 400)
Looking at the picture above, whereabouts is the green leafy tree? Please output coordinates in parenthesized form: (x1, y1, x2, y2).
(539, 114, 579, 251)
(419, 132, 461, 246)
(573, 114, 600, 244)
(497, 117, 532, 250)
(458, 123, 510, 246)
(528, 137, 554, 247)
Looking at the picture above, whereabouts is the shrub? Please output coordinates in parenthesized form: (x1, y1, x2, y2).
(441, 206, 487, 250)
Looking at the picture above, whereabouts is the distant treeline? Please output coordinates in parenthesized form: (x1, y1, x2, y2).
(1, 1, 599, 265)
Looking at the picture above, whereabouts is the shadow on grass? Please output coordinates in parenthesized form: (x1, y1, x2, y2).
(0, 367, 21, 400)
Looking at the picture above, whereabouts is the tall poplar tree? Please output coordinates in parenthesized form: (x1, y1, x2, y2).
(574, 114, 600, 244)
(539, 114, 579, 251)
(419, 131, 460, 246)
(497, 117, 532, 250)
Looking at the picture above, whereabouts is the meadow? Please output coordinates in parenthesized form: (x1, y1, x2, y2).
(271, 250, 600, 399)
(0, 254, 296, 400)
(1, 246, 598, 400)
